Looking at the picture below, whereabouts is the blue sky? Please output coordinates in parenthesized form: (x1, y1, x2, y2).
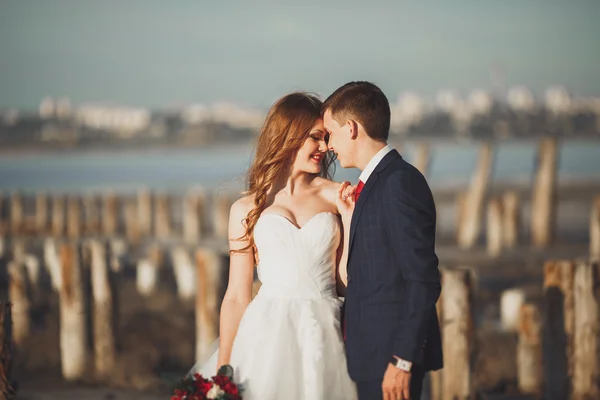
(1, 0, 599, 110)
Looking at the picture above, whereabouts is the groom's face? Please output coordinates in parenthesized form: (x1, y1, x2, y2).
(323, 109, 354, 168)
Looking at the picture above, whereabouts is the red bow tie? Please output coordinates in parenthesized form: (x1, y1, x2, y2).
(354, 180, 365, 201)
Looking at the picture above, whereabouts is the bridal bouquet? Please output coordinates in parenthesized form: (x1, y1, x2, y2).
(171, 365, 242, 400)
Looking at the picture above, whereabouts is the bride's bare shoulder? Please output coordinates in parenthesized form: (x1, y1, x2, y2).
(231, 194, 255, 218)
(313, 177, 342, 203)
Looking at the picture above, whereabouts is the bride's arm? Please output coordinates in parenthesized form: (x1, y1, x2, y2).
(216, 198, 255, 370)
(335, 220, 351, 296)
(334, 182, 356, 297)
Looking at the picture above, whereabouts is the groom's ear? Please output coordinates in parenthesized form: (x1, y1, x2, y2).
(347, 119, 359, 140)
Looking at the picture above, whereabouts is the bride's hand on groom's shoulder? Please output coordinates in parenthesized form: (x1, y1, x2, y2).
(336, 181, 356, 224)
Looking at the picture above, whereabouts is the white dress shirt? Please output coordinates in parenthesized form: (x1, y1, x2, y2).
(358, 144, 394, 184)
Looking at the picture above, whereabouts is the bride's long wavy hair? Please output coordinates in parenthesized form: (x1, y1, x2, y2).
(236, 92, 335, 255)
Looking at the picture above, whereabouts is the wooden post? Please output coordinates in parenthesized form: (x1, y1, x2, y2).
(44, 238, 62, 291)
(171, 246, 196, 300)
(486, 197, 503, 257)
(455, 192, 467, 241)
(9, 193, 23, 235)
(457, 142, 494, 248)
(7, 262, 29, 346)
(214, 192, 231, 239)
(102, 193, 118, 236)
(89, 240, 115, 380)
(66, 197, 81, 238)
(543, 260, 575, 400)
(500, 288, 525, 332)
(136, 245, 161, 296)
(429, 289, 444, 400)
(183, 192, 202, 244)
(124, 198, 139, 244)
(52, 195, 65, 237)
(23, 254, 41, 292)
(572, 260, 599, 399)
(441, 267, 473, 400)
(590, 195, 600, 260)
(195, 248, 222, 362)
(83, 195, 100, 235)
(531, 137, 558, 248)
(502, 191, 520, 249)
(35, 193, 48, 234)
(413, 142, 430, 177)
(108, 238, 127, 273)
(517, 303, 542, 395)
(0, 194, 4, 234)
(59, 242, 88, 380)
(155, 194, 171, 239)
(0, 302, 17, 400)
(137, 189, 152, 237)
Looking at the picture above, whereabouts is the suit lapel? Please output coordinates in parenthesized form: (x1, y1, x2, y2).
(348, 149, 401, 254)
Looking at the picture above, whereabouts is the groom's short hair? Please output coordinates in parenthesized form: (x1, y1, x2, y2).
(322, 81, 391, 141)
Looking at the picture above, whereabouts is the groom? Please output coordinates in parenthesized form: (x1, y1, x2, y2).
(323, 82, 443, 400)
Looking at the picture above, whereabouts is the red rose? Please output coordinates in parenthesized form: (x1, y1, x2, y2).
(212, 375, 231, 387)
(222, 381, 239, 395)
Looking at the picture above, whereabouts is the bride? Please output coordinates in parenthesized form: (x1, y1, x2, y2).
(188, 92, 358, 399)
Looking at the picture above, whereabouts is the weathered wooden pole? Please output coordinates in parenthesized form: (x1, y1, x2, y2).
(441, 267, 473, 400)
(7, 262, 29, 346)
(154, 194, 171, 239)
(171, 246, 196, 300)
(571, 260, 599, 399)
(413, 142, 431, 177)
(0, 302, 17, 399)
(35, 193, 48, 234)
(195, 248, 222, 362)
(500, 288, 525, 332)
(58, 242, 88, 380)
(9, 193, 23, 235)
(457, 142, 494, 248)
(486, 197, 503, 257)
(517, 303, 542, 396)
(51, 195, 66, 237)
(183, 192, 202, 244)
(89, 240, 116, 380)
(137, 189, 152, 237)
(124, 198, 140, 244)
(502, 191, 520, 249)
(531, 137, 558, 248)
(44, 238, 62, 291)
(214, 192, 232, 239)
(66, 197, 81, 238)
(590, 195, 600, 260)
(542, 260, 575, 400)
(136, 245, 162, 296)
(429, 289, 444, 400)
(102, 193, 118, 236)
(83, 195, 100, 235)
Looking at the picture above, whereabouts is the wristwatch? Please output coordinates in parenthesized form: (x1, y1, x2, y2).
(390, 356, 412, 372)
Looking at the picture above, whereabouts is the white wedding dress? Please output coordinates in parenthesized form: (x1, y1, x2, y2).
(188, 211, 358, 399)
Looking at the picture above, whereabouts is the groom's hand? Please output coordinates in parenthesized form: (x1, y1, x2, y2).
(382, 363, 411, 400)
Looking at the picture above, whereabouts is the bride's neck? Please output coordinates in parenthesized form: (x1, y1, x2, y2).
(271, 169, 314, 195)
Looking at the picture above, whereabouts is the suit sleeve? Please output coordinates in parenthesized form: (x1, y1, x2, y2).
(383, 169, 441, 366)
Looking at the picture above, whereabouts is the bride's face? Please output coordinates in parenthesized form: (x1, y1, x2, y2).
(292, 119, 328, 175)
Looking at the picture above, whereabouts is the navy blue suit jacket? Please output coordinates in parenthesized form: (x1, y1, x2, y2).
(344, 149, 443, 382)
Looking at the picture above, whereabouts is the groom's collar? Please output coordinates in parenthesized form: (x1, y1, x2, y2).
(358, 144, 394, 183)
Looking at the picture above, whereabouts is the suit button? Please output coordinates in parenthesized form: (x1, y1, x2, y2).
(347, 275, 352, 283)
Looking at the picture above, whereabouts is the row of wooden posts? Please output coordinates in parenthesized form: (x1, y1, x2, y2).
(1, 234, 598, 399)
(1, 186, 600, 259)
(0, 189, 233, 244)
(431, 260, 599, 400)
(1, 237, 229, 395)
